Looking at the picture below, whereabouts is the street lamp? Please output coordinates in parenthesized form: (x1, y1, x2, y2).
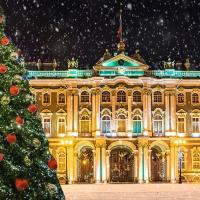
(175, 139, 186, 184)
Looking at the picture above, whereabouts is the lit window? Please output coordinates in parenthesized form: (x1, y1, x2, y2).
(118, 114, 126, 132)
(133, 91, 141, 103)
(192, 117, 200, 133)
(133, 115, 142, 134)
(117, 91, 126, 102)
(101, 115, 111, 134)
(153, 115, 163, 136)
(42, 117, 51, 135)
(192, 148, 200, 170)
(177, 117, 185, 133)
(81, 91, 90, 103)
(154, 91, 162, 103)
(58, 152, 66, 171)
(43, 93, 50, 104)
(58, 93, 65, 104)
(58, 118, 66, 134)
(80, 115, 90, 134)
(192, 93, 199, 104)
(178, 93, 184, 104)
(102, 91, 110, 102)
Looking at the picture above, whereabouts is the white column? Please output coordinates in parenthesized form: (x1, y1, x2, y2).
(73, 90, 79, 136)
(165, 91, 170, 132)
(170, 91, 177, 134)
(111, 90, 116, 135)
(92, 89, 96, 137)
(106, 150, 111, 182)
(165, 90, 176, 136)
(138, 140, 143, 183)
(148, 150, 152, 182)
(127, 90, 132, 137)
(96, 89, 101, 136)
(142, 89, 152, 136)
(102, 145, 107, 182)
(73, 153, 78, 183)
(67, 145, 74, 183)
(92, 150, 96, 183)
(67, 90, 73, 136)
(133, 150, 138, 182)
(170, 139, 176, 183)
(144, 143, 149, 183)
(95, 145, 101, 183)
(166, 150, 171, 182)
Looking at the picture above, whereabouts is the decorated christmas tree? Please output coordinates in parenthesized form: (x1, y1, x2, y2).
(0, 7, 65, 200)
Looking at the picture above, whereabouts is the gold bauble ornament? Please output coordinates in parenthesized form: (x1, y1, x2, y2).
(24, 155, 32, 166)
(47, 183, 57, 194)
(10, 52, 19, 60)
(1, 95, 10, 105)
(33, 138, 41, 149)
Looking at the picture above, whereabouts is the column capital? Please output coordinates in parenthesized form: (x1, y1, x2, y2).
(137, 137, 149, 148)
(165, 89, 176, 96)
(142, 89, 152, 95)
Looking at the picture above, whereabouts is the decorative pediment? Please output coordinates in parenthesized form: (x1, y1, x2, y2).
(93, 54, 149, 77)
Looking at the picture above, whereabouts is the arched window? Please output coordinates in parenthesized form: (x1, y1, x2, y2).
(102, 91, 110, 102)
(133, 91, 141, 103)
(101, 115, 111, 134)
(154, 91, 162, 103)
(192, 148, 200, 170)
(81, 91, 89, 103)
(43, 93, 50, 104)
(177, 117, 185, 133)
(57, 152, 66, 172)
(192, 117, 200, 133)
(117, 91, 126, 102)
(153, 115, 163, 136)
(80, 115, 90, 135)
(57, 117, 66, 135)
(58, 93, 65, 104)
(178, 93, 184, 104)
(118, 114, 126, 132)
(192, 93, 199, 104)
(133, 115, 142, 135)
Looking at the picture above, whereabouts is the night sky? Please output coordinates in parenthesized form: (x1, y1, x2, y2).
(1, 0, 200, 69)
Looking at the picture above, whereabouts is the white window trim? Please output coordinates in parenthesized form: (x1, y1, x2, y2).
(132, 90, 142, 104)
(57, 92, 66, 105)
(177, 92, 186, 105)
(153, 91, 163, 104)
(80, 90, 91, 104)
(42, 92, 51, 106)
(191, 92, 200, 106)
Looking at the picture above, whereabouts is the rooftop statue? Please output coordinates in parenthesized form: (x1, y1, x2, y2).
(164, 57, 175, 69)
(184, 58, 191, 70)
(68, 57, 78, 69)
(132, 49, 146, 64)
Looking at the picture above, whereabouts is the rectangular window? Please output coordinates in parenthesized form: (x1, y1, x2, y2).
(102, 121, 111, 134)
(42, 118, 51, 134)
(192, 117, 200, 132)
(118, 120, 126, 132)
(133, 121, 141, 134)
(154, 120, 162, 136)
(58, 94, 65, 104)
(177, 118, 185, 133)
(58, 118, 65, 134)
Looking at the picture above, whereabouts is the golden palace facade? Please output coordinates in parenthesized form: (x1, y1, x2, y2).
(27, 43, 200, 184)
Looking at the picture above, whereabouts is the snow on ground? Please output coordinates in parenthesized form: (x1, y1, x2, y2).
(62, 183, 200, 200)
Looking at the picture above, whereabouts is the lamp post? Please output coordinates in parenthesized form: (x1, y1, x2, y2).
(175, 139, 186, 184)
(60, 139, 73, 184)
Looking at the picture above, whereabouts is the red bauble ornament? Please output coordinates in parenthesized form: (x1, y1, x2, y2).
(28, 104, 37, 113)
(15, 178, 29, 191)
(6, 133, 16, 144)
(1, 36, 9, 46)
(10, 85, 19, 96)
(48, 158, 57, 170)
(16, 116, 24, 125)
(0, 16, 4, 23)
(0, 64, 7, 74)
(0, 153, 4, 162)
